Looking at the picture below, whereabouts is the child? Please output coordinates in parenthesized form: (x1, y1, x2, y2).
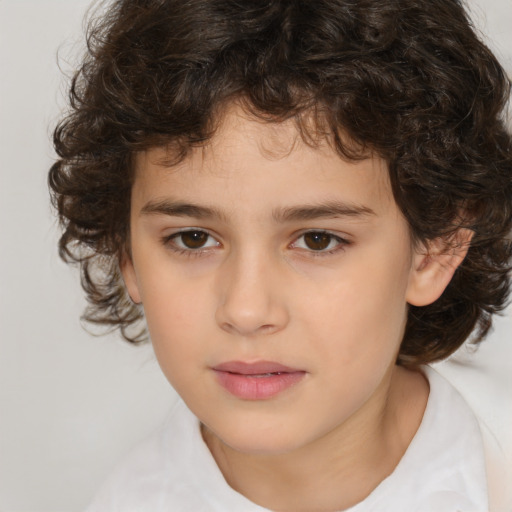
(49, 0, 512, 510)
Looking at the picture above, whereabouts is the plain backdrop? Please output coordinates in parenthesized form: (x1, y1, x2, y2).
(0, 1, 511, 511)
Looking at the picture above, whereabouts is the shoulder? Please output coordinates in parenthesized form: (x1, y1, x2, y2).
(84, 399, 208, 511)
(84, 399, 269, 512)
(410, 367, 490, 510)
(349, 366, 490, 512)
(433, 359, 512, 512)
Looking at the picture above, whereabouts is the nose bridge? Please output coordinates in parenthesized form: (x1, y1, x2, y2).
(215, 244, 288, 336)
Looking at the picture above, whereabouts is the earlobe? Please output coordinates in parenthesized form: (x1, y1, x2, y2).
(120, 254, 142, 304)
(406, 229, 473, 307)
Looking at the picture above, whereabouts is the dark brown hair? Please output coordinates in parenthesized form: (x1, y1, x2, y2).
(49, 0, 512, 365)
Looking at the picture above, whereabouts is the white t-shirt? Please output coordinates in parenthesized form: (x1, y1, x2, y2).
(85, 367, 492, 512)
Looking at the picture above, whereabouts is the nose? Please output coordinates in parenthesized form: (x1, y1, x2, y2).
(215, 250, 289, 337)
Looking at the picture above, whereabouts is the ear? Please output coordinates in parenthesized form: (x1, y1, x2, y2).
(120, 253, 142, 304)
(406, 229, 473, 307)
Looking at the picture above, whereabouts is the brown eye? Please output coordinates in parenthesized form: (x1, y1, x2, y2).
(303, 232, 333, 251)
(165, 229, 220, 254)
(178, 230, 209, 249)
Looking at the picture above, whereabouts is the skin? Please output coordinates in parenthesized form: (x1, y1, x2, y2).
(122, 104, 468, 511)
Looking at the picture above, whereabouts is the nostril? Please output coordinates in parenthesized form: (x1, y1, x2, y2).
(218, 321, 275, 335)
(259, 324, 278, 334)
(218, 319, 283, 337)
(219, 322, 236, 334)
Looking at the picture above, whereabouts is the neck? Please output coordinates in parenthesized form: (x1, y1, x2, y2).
(202, 366, 428, 512)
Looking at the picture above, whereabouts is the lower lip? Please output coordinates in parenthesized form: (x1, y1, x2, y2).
(214, 370, 306, 400)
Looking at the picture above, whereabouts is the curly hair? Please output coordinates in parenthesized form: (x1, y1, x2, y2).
(49, 0, 512, 366)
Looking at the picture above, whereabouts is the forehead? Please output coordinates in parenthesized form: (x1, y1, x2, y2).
(132, 104, 395, 217)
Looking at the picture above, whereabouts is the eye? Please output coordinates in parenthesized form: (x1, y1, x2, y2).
(167, 229, 220, 251)
(292, 231, 348, 252)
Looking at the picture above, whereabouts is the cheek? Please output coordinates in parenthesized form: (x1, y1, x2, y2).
(132, 239, 211, 333)
(137, 271, 212, 371)
(300, 255, 410, 364)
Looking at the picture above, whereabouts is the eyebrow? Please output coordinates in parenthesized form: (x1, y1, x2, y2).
(140, 199, 226, 221)
(272, 201, 376, 222)
(140, 199, 375, 222)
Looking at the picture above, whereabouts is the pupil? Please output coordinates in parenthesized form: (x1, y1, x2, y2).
(181, 231, 207, 249)
(304, 232, 331, 250)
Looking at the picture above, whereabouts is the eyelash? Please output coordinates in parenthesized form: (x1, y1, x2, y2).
(161, 229, 220, 258)
(291, 230, 350, 256)
(161, 229, 350, 257)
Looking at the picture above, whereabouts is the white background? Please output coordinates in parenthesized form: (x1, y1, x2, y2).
(0, 1, 511, 511)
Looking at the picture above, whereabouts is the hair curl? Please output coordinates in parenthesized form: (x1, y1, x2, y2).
(49, 0, 512, 365)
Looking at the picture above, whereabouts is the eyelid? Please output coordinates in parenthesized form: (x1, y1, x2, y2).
(160, 227, 351, 257)
(290, 229, 351, 254)
(162, 228, 221, 252)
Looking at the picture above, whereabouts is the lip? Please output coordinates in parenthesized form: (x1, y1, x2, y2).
(212, 361, 306, 400)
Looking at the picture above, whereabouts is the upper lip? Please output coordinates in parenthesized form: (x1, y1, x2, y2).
(212, 361, 303, 375)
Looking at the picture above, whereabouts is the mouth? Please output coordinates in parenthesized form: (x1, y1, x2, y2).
(212, 361, 306, 400)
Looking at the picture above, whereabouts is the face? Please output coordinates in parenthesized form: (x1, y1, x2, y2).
(123, 105, 427, 455)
